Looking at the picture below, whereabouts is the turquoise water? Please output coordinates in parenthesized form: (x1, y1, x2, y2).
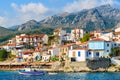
(0, 71, 120, 80)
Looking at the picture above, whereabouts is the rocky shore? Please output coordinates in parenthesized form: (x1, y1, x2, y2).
(0, 65, 120, 73)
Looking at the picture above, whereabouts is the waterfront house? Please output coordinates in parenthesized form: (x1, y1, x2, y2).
(33, 50, 42, 61)
(41, 51, 50, 62)
(88, 38, 112, 59)
(69, 47, 89, 62)
(59, 44, 79, 61)
(17, 50, 34, 62)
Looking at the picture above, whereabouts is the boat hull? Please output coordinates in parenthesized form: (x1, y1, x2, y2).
(18, 70, 45, 75)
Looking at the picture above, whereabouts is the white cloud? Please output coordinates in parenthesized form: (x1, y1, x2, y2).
(0, 16, 6, 26)
(1, 2, 58, 28)
(63, 0, 120, 12)
(11, 2, 49, 22)
(0, 16, 19, 27)
(1, 0, 120, 28)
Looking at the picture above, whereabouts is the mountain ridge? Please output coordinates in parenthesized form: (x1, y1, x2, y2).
(8, 4, 120, 31)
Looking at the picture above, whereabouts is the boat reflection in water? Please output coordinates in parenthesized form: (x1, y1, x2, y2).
(18, 66, 45, 75)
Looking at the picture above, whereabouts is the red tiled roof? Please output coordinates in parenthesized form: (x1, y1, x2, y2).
(19, 34, 46, 38)
(60, 44, 74, 48)
(6, 43, 16, 46)
(113, 38, 119, 41)
(19, 35, 29, 38)
(73, 47, 88, 50)
(54, 29, 60, 32)
(90, 38, 106, 41)
(114, 32, 120, 35)
(94, 30, 101, 33)
(29, 34, 45, 38)
(104, 30, 112, 32)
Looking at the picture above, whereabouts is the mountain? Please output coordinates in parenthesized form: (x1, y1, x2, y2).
(0, 26, 13, 37)
(40, 4, 120, 31)
(12, 20, 41, 31)
(11, 4, 120, 31)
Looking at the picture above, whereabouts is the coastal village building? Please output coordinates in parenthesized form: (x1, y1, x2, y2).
(33, 50, 42, 61)
(71, 29, 85, 41)
(48, 47, 59, 56)
(15, 34, 48, 47)
(115, 26, 120, 32)
(16, 50, 34, 62)
(94, 30, 102, 38)
(69, 47, 88, 62)
(88, 38, 112, 58)
(3, 43, 16, 51)
(2, 27, 120, 64)
(52, 28, 66, 47)
(62, 33, 73, 45)
(41, 51, 50, 62)
(99, 30, 113, 41)
(59, 44, 79, 61)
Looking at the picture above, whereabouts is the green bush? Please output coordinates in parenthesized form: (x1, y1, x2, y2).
(0, 49, 8, 61)
(81, 33, 90, 42)
(50, 56, 59, 62)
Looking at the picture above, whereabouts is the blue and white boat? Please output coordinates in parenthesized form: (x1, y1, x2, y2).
(18, 67, 45, 75)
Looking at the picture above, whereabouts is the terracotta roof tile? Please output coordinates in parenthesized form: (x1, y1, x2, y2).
(90, 38, 106, 41)
(114, 32, 120, 35)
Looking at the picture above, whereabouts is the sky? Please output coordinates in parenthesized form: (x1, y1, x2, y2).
(0, 0, 120, 28)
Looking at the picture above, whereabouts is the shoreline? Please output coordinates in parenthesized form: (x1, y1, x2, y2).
(0, 67, 120, 73)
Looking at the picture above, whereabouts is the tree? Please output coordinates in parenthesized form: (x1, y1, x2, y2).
(50, 56, 59, 62)
(109, 48, 120, 57)
(81, 33, 90, 42)
(0, 49, 8, 61)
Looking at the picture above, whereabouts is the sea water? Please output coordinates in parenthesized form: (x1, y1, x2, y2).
(0, 71, 120, 80)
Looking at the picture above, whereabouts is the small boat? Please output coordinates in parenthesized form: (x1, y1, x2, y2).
(18, 67, 45, 75)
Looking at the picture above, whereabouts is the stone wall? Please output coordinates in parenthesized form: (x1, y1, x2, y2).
(64, 61, 90, 72)
(86, 58, 111, 70)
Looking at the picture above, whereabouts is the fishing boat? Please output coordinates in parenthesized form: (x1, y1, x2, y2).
(18, 67, 45, 75)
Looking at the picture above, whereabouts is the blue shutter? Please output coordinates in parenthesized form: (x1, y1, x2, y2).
(78, 51, 81, 57)
(89, 52, 91, 55)
(96, 52, 99, 56)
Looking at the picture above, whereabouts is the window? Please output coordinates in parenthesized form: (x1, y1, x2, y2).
(96, 52, 99, 56)
(78, 51, 81, 57)
(89, 52, 91, 55)
(49, 51, 51, 55)
(87, 51, 91, 57)
(107, 44, 109, 47)
(66, 48, 67, 51)
(72, 51, 76, 57)
(107, 50, 109, 52)
(114, 44, 116, 46)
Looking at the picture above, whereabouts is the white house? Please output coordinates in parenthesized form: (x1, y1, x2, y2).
(115, 26, 120, 32)
(62, 33, 71, 41)
(48, 47, 59, 56)
(69, 47, 88, 62)
(33, 50, 42, 61)
(3, 43, 16, 51)
(71, 29, 85, 41)
(94, 30, 102, 38)
(99, 31, 113, 41)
